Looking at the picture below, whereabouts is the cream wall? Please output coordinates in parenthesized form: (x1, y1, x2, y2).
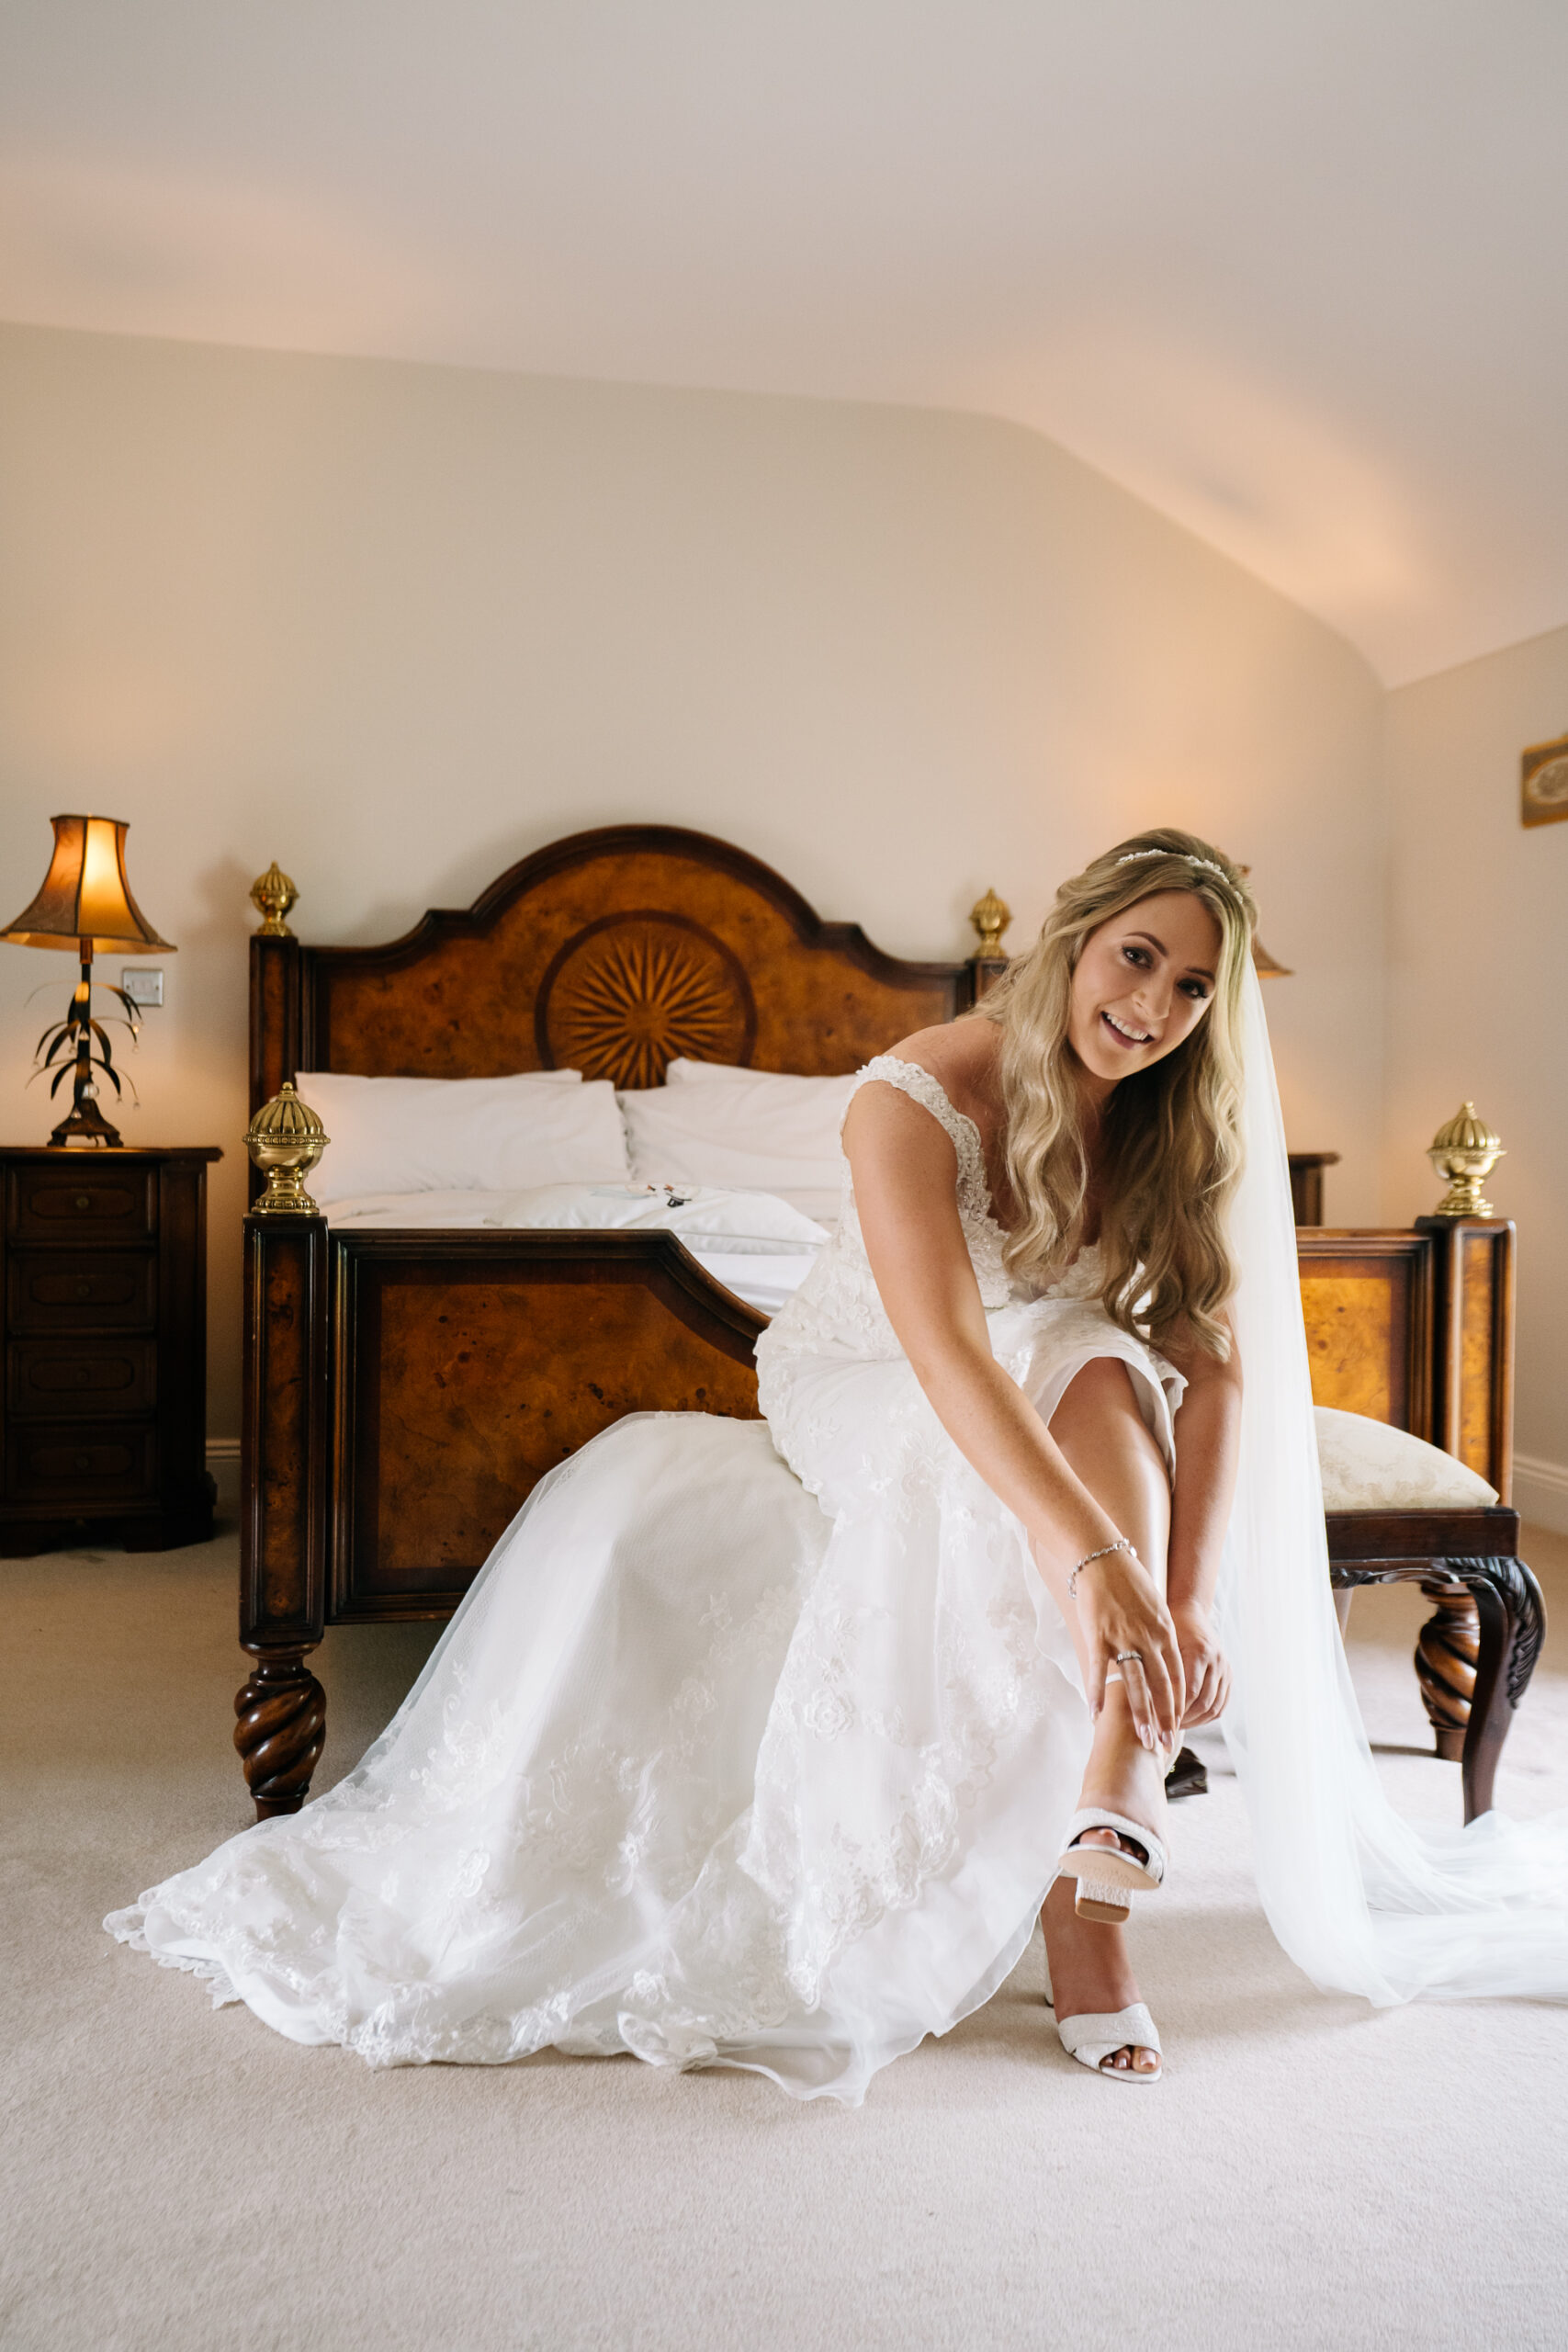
(0, 322, 1384, 1441)
(1384, 628, 1568, 1524)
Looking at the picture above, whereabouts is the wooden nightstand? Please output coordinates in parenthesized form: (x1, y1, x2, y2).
(0, 1146, 222, 1555)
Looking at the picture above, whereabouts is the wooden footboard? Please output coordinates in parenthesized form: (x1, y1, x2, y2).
(331, 1230, 764, 1614)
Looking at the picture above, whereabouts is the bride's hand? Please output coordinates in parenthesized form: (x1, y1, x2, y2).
(1077, 1550, 1185, 1752)
(1170, 1599, 1231, 1727)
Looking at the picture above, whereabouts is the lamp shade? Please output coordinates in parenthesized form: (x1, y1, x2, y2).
(0, 815, 174, 954)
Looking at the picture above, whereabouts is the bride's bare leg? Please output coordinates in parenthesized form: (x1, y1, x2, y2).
(1037, 1356, 1172, 2075)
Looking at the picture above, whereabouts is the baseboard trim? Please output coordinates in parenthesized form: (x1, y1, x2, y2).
(1513, 1452, 1568, 1538)
(207, 1437, 241, 1511)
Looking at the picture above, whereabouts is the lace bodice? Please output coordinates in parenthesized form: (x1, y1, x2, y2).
(757, 1054, 1100, 1381)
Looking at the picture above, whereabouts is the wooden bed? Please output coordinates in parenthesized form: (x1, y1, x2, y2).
(239, 824, 1538, 1826)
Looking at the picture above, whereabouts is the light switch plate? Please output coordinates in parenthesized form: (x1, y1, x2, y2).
(120, 967, 164, 1008)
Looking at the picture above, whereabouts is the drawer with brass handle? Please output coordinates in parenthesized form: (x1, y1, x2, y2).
(6, 1250, 157, 1333)
(7, 1337, 156, 1419)
(7, 1419, 159, 1503)
(6, 1163, 158, 1244)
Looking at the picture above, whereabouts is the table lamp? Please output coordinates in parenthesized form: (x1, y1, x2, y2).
(1, 814, 174, 1148)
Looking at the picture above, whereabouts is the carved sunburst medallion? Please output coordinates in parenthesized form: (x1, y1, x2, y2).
(536, 911, 756, 1088)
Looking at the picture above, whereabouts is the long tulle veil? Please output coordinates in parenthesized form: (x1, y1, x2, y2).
(1220, 962, 1568, 2000)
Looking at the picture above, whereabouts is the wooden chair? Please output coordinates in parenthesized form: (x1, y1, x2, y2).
(1302, 1216, 1542, 1824)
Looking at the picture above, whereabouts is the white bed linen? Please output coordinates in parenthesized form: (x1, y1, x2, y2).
(322, 1183, 829, 1317)
(682, 1254, 821, 1316)
(760, 1188, 841, 1232)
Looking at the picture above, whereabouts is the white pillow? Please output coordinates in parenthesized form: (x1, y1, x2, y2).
(298, 1071, 629, 1204)
(763, 1187, 843, 1231)
(1314, 1408, 1499, 1512)
(664, 1059, 826, 1084)
(619, 1073, 857, 1193)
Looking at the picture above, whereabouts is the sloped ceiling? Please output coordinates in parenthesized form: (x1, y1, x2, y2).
(3, 0, 1565, 684)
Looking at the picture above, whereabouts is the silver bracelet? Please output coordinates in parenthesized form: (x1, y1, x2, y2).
(1068, 1536, 1134, 1597)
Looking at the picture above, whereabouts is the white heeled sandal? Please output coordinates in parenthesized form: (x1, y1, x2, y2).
(1043, 1959, 1163, 2085)
(1054, 1808, 1168, 1924)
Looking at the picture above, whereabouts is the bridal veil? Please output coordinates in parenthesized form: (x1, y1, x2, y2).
(1221, 961, 1568, 2001)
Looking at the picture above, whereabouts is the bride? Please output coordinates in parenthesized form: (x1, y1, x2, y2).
(109, 829, 1568, 2095)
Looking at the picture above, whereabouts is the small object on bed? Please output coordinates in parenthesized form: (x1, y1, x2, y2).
(245, 1082, 328, 1216)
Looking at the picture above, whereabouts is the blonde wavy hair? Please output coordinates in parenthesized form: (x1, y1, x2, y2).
(978, 828, 1258, 1358)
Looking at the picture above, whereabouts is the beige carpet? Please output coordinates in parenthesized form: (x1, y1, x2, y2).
(5, 1518, 1567, 2352)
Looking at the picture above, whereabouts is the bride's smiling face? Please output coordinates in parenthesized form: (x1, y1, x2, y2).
(1066, 889, 1223, 1096)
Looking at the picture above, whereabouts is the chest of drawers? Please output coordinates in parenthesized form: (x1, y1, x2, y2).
(0, 1146, 221, 1554)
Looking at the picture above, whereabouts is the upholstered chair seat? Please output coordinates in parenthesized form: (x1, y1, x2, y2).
(1314, 1406, 1499, 1512)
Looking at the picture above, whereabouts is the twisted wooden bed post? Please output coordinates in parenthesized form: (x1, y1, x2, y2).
(237, 1197, 331, 1820)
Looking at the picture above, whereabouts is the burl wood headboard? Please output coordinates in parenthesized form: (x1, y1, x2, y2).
(252, 822, 984, 1109)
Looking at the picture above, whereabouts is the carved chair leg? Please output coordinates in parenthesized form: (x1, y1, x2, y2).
(1415, 1583, 1480, 1761)
(235, 1645, 326, 1819)
(1450, 1557, 1546, 1825)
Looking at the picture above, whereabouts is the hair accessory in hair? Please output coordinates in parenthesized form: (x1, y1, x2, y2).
(1114, 848, 1231, 880)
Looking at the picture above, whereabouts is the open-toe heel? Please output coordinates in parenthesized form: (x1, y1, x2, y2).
(1043, 1959, 1162, 2085)
(1054, 1807, 1168, 1925)
(1057, 2005, 1163, 2083)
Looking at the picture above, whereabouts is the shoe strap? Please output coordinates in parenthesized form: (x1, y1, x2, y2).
(1056, 2004, 1161, 2065)
(1061, 1807, 1168, 1882)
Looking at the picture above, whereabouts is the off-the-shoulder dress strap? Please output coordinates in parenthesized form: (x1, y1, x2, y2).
(849, 1054, 987, 1187)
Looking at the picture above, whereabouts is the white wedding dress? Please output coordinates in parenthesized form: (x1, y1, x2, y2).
(109, 983, 1568, 2092)
(107, 1056, 1183, 2098)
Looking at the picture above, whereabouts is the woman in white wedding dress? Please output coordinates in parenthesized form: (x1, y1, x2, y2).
(109, 830, 1568, 2096)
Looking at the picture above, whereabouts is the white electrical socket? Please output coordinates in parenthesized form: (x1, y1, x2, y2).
(120, 967, 164, 1008)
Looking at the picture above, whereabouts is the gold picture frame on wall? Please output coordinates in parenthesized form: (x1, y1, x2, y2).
(1521, 730, 1568, 827)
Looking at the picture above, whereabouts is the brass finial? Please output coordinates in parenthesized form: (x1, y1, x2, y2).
(1427, 1102, 1504, 1218)
(969, 888, 1011, 963)
(245, 1082, 328, 1216)
(250, 862, 298, 937)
